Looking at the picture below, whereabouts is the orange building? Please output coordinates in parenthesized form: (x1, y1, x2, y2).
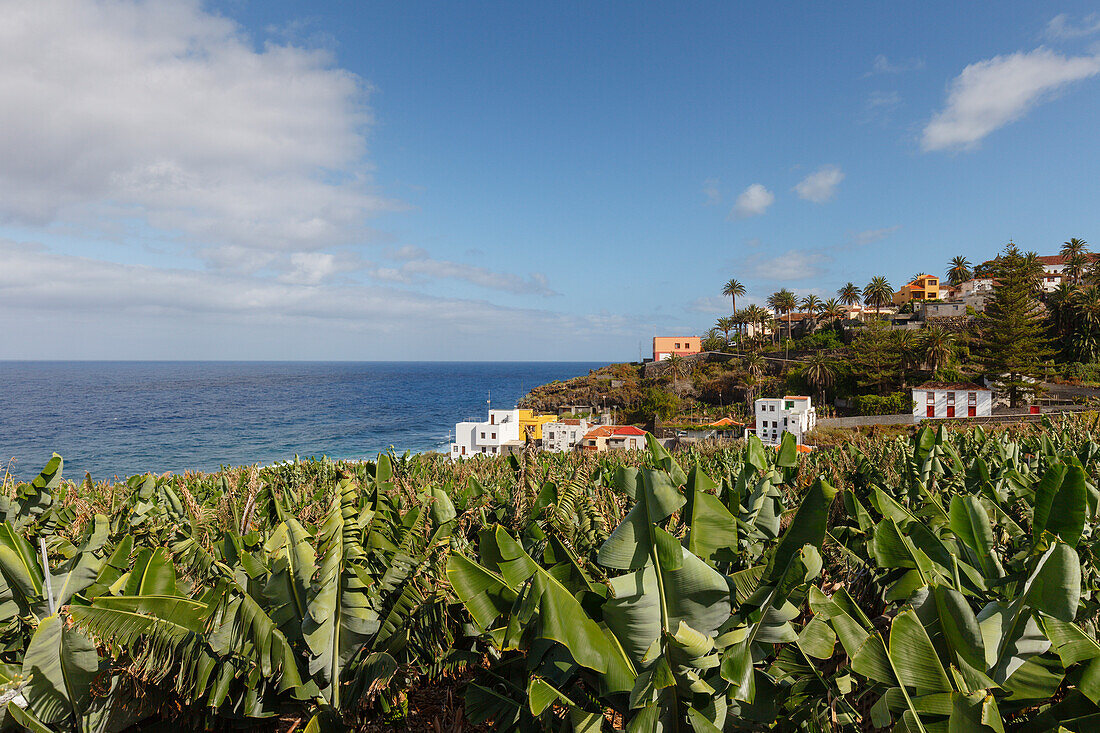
(652, 336, 700, 361)
(892, 275, 940, 305)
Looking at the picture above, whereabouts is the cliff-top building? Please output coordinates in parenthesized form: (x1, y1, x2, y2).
(653, 336, 701, 361)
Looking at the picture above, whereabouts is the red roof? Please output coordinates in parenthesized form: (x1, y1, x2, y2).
(557, 419, 582, 425)
(1033, 253, 1100, 265)
(917, 382, 987, 391)
(582, 425, 647, 441)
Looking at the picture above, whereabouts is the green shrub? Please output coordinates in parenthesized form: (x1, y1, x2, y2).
(853, 391, 914, 415)
(790, 329, 843, 351)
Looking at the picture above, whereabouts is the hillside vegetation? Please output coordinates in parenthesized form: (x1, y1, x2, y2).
(1, 416, 1100, 730)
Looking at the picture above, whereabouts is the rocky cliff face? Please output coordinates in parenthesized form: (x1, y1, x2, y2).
(518, 362, 646, 412)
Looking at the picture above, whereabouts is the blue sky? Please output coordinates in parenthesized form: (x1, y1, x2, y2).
(2, 1, 1100, 360)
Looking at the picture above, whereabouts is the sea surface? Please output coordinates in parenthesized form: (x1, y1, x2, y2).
(0, 361, 604, 481)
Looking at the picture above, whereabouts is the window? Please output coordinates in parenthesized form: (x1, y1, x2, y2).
(675, 342, 681, 349)
(547, 432, 554, 439)
(947, 392, 955, 405)
(785, 400, 794, 409)
(926, 392, 935, 404)
(461, 446, 466, 455)
(968, 392, 977, 406)
(491, 433, 496, 439)
(490, 414, 495, 424)
(481, 432, 486, 439)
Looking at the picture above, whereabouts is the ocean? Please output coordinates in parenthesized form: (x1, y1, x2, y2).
(0, 361, 604, 482)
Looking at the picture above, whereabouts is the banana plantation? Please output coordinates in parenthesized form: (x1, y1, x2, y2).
(3, 417, 1100, 731)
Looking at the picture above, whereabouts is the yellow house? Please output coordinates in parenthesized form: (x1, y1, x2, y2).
(892, 275, 940, 305)
(518, 410, 557, 440)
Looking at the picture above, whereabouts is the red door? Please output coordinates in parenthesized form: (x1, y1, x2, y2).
(968, 406, 976, 417)
(927, 405, 935, 417)
(947, 406, 955, 418)
(946, 392, 955, 418)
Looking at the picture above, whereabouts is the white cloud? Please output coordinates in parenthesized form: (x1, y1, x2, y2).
(686, 296, 732, 315)
(0, 240, 629, 357)
(746, 250, 829, 281)
(370, 250, 559, 296)
(1045, 13, 1100, 40)
(701, 178, 721, 205)
(866, 90, 901, 110)
(922, 47, 1100, 151)
(731, 184, 774, 219)
(794, 166, 844, 203)
(0, 0, 393, 272)
(850, 225, 901, 246)
(866, 55, 924, 75)
(279, 252, 341, 285)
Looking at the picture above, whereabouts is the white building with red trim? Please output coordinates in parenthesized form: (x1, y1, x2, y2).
(912, 382, 992, 420)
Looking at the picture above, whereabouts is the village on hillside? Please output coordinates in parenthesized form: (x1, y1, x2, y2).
(451, 242, 1100, 458)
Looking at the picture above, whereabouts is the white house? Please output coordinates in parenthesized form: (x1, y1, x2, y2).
(451, 408, 522, 458)
(754, 396, 816, 445)
(912, 383, 992, 420)
(541, 419, 591, 452)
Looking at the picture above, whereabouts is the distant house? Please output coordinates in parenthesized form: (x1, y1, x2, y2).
(754, 396, 816, 445)
(913, 383, 992, 420)
(920, 300, 968, 318)
(582, 425, 648, 452)
(542, 419, 592, 453)
(974, 253, 1100, 293)
(450, 408, 556, 459)
(1033, 253, 1100, 292)
(653, 337, 701, 361)
(893, 275, 941, 306)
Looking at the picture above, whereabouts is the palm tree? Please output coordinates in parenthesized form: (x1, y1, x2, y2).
(772, 289, 798, 355)
(892, 329, 919, 388)
(821, 298, 846, 323)
(803, 353, 836, 405)
(742, 352, 766, 407)
(715, 316, 736, 345)
(946, 256, 972, 286)
(743, 305, 770, 347)
(1062, 238, 1090, 288)
(837, 282, 862, 307)
(732, 309, 749, 348)
(665, 353, 689, 380)
(723, 278, 746, 313)
(800, 294, 822, 316)
(921, 325, 954, 375)
(702, 328, 725, 352)
(863, 276, 893, 319)
(766, 292, 783, 345)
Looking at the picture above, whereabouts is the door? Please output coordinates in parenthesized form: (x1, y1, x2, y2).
(968, 392, 977, 417)
(926, 391, 935, 418)
(946, 392, 955, 418)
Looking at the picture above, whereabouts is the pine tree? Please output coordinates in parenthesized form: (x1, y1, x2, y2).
(851, 320, 899, 395)
(976, 244, 1052, 407)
